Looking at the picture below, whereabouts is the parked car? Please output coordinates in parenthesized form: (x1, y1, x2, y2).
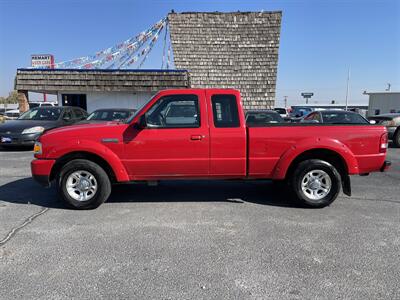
(273, 107, 289, 118)
(3, 109, 20, 120)
(0, 106, 87, 147)
(83, 108, 136, 123)
(301, 110, 369, 124)
(368, 113, 400, 147)
(290, 106, 314, 118)
(246, 110, 284, 125)
(31, 88, 390, 210)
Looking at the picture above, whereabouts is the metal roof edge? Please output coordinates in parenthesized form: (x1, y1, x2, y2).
(17, 68, 188, 73)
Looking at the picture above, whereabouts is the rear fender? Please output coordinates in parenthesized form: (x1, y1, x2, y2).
(47, 139, 130, 182)
(271, 137, 359, 180)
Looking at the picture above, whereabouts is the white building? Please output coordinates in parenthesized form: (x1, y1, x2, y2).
(364, 91, 400, 116)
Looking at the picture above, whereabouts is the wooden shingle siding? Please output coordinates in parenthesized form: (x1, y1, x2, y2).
(168, 11, 281, 109)
(15, 69, 190, 93)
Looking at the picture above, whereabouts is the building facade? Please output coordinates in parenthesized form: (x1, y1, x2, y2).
(15, 69, 190, 113)
(169, 11, 282, 109)
(365, 92, 400, 115)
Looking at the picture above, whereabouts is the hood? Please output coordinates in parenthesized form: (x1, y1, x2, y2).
(0, 120, 59, 133)
(76, 120, 119, 125)
(42, 121, 124, 138)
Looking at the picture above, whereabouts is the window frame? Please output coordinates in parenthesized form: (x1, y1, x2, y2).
(144, 94, 201, 129)
(211, 94, 240, 128)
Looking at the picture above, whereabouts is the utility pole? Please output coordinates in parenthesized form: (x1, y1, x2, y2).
(345, 67, 350, 111)
(284, 96, 288, 108)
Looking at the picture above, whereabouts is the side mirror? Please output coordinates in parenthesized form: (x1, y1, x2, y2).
(135, 114, 147, 129)
(63, 115, 71, 122)
(369, 120, 376, 125)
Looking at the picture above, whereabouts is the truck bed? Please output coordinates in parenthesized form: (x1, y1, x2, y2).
(247, 124, 387, 178)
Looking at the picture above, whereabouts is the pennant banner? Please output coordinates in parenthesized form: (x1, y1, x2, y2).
(30, 17, 167, 69)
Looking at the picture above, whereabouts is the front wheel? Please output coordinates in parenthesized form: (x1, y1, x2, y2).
(58, 159, 111, 209)
(290, 159, 341, 208)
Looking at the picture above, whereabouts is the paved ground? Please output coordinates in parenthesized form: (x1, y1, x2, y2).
(0, 147, 399, 299)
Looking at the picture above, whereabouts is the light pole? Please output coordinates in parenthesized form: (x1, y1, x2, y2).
(345, 67, 350, 111)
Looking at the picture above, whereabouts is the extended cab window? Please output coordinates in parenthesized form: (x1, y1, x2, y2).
(211, 94, 240, 128)
(146, 94, 200, 128)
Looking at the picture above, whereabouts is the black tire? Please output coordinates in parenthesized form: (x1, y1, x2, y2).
(393, 129, 400, 148)
(290, 159, 341, 208)
(58, 159, 111, 209)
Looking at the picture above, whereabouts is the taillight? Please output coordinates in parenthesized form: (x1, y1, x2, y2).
(379, 133, 388, 153)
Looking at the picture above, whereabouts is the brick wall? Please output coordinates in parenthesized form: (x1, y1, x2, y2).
(168, 11, 281, 109)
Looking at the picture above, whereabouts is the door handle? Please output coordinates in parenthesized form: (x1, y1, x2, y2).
(190, 135, 205, 140)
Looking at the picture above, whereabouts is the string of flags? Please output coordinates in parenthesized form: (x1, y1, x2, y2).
(32, 17, 170, 70)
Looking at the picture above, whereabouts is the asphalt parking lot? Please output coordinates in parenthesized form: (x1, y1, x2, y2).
(0, 147, 399, 299)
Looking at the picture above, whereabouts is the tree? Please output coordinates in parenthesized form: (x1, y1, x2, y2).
(7, 90, 19, 104)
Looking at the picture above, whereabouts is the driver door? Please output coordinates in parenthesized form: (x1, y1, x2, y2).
(122, 92, 210, 180)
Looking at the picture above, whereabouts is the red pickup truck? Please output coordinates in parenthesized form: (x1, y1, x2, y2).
(31, 89, 391, 209)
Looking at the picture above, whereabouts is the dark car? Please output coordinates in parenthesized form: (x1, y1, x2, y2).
(245, 110, 284, 126)
(82, 108, 136, 123)
(301, 110, 369, 125)
(368, 113, 400, 147)
(290, 106, 314, 118)
(0, 106, 87, 148)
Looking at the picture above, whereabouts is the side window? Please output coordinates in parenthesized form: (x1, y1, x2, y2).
(146, 94, 199, 128)
(73, 108, 86, 120)
(304, 113, 315, 120)
(63, 109, 73, 121)
(313, 113, 322, 122)
(211, 94, 240, 128)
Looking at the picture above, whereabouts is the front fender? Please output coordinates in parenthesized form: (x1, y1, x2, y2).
(272, 137, 359, 180)
(47, 139, 130, 182)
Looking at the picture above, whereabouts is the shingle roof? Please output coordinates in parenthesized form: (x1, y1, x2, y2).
(15, 69, 190, 93)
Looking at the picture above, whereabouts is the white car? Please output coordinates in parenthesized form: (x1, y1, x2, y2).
(3, 109, 20, 120)
(29, 102, 57, 109)
(273, 107, 289, 118)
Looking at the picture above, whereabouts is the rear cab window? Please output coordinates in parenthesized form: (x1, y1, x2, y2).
(211, 94, 240, 128)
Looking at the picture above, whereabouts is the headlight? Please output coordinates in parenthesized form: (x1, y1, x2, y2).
(22, 126, 45, 134)
(33, 142, 42, 155)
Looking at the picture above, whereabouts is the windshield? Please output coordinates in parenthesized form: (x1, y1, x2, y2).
(87, 110, 134, 121)
(274, 108, 286, 114)
(18, 107, 62, 121)
(321, 111, 369, 124)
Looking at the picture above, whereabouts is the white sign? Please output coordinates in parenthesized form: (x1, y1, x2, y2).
(31, 54, 54, 68)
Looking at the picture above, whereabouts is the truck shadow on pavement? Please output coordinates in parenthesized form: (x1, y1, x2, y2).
(0, 177, 302, 209)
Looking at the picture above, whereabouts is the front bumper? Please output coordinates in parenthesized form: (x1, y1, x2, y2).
(31, 159, 56, 187)
(0, 133, 41, 147)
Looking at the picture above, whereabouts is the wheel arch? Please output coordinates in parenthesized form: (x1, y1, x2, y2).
(284, 148, 349, 181)
(50, 151, 119, 183)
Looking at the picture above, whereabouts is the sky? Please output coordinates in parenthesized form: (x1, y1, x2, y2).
(0, 0, 399, 106)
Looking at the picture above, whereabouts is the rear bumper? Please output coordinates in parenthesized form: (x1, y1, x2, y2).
(31, 159, 56, 187)
(380, 160, 391, 172)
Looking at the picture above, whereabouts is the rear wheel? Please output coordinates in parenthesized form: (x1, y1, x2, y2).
(290, 159, 341, 208)
(393, 129, 400, 148)
(58, 159, 111, 209)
